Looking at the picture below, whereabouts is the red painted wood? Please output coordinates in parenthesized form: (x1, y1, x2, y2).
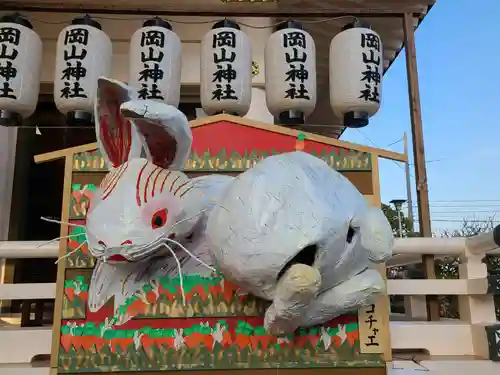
(191, 121, 348, 156)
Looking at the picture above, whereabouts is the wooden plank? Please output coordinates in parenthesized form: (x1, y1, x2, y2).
(358, 156, 392, 361)
(49, 156, 73, 369)
(0, 1, 429, 18)
(34, 144, 97, 164)
(403, 12, 440, 322)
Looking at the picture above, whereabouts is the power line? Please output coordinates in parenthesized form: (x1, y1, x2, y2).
(427, 220, 499, 224)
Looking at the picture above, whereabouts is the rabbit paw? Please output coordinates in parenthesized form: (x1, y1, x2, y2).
(264, 264, 321, 335)
(277, 263, 321, 302)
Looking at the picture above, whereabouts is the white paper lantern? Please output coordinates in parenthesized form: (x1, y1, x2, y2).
(265, 22, 316, 125)
(329, 23, 383, 128)
(129, 18, 182, 107)
(200, 20, 252, 116)
(54, 16, 112, 123)
(0, 15, 42, 126)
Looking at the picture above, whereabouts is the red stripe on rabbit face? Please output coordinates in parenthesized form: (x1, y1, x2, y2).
(87, 159, 194, 262)
(135, 161, 192, 206)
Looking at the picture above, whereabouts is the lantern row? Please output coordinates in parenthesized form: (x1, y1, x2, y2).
(0, 15, 383, 128)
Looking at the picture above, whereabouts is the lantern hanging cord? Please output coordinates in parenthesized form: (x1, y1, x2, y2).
(15, 124, 349, 129)
(23, 14, 359, 29)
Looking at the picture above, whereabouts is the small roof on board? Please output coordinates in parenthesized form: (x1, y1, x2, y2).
(34, 114, 407, 164)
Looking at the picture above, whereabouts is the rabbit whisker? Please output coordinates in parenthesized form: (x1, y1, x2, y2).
(126, 236, 168, 260)
(169, 209, 208, 230)
(164, 237, 216, 273)
(164, 243, 186, 305)
(36, 233, 85, 248)
(40, 216, 86, 228)
(55, 240, 88, 264)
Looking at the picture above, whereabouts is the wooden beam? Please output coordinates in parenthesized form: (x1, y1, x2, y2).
(403, 13, 439, 322)
(0, 2, 425, 18)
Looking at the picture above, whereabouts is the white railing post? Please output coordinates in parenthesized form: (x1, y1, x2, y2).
(404, 295, 427, 320)
(458, 231, 499, 360)
(458, 232, 498, 324)
(458, 253, 496, 323)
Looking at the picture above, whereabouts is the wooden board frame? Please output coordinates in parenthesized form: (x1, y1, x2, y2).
(35, 115, 403, 374)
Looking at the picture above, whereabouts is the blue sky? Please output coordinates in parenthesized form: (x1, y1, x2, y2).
(342, 0, 500, 233)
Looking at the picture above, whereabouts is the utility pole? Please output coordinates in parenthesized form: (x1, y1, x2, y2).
(403, 13, 440, 321)
(403, 132, 414, 230)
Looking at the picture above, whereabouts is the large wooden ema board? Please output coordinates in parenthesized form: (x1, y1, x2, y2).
(35, 115, 406, 375)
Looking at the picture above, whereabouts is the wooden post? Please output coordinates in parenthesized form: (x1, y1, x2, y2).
(402, 13, 440, 321)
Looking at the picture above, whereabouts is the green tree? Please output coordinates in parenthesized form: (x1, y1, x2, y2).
(381, 203, 419, 238)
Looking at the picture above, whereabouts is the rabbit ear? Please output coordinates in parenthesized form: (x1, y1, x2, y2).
(120, 99, 192, 170)
(94, 77, 145, 168)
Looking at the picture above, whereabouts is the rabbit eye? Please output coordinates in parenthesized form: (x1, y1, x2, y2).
(151, 208, 168, 229)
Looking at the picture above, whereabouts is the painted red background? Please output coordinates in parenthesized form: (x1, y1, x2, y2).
(191, 121, 350, 156)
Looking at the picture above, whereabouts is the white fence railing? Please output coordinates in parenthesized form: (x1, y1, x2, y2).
(1, 229, 499, 373)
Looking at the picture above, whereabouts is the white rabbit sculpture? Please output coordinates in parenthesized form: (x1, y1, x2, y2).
(83, 77, 393, 335)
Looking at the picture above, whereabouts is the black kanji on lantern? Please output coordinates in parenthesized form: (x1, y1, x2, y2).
(0, 25, 21, 100)
(0, 81, 15, 99)
(60, 81, 87, 98)
(362, 49, 381, 65)
(64, 45, 88, 60)
(138, 63, 164, 83)
(283, 31, 306, 49)
(136, 25, 168, 101)
(212, 31, 236, 48)
(285, 63, 309, 83)
(64, 28, 89, 46)
(361, 32, 381, 52)
(212, 83, 237, 100)
(140, 30, 165, 48)
(285, 83, 310, 100)
(211, 28, 239, 101)
(212, 64, 237, 83)
(141, 47, 164, 63)
(0, 44, 18, 60)
(282, 29, 310, 100)
(285, 48, 307, 64)
(0, 27, 20, 45)
(138, 83, 164, 100)
(213, 48, 236, 64)
(59, 26, 90, 100)
(0, 60, 17, 81)
(359, 30, 382, 104)
(359, 83, 380, 103)
(61, 61, 87, 81)
(360, 65, 381, 85)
